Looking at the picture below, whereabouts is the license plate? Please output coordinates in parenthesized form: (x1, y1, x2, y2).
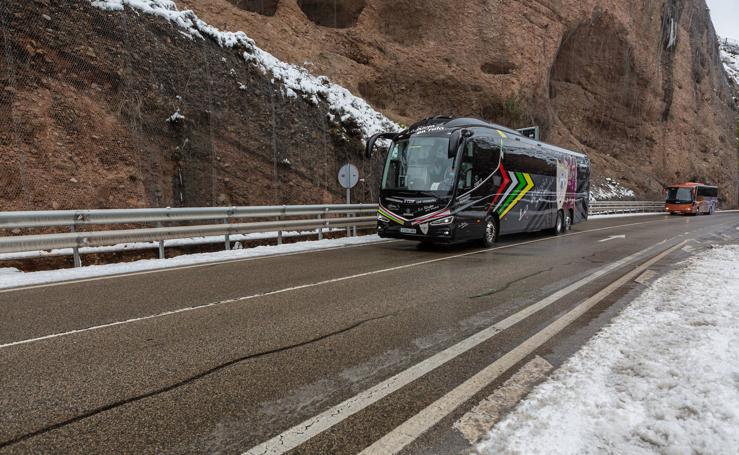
(400, 228, 417, 234)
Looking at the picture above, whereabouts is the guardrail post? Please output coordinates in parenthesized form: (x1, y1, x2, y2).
(277, 213, 283, 245)
(352, 210, 357, 237)
(317, 211, 323, 240)
(224, 218, 231, 251)
(156, 222, 165, 259)
(70, 224, 82, 268)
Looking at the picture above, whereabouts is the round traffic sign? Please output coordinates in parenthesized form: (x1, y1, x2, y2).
(338, 164, 360, 189)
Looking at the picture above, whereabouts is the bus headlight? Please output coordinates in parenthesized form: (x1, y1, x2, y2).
(377, 214, 390, 223)
(430, 216, 454, 226)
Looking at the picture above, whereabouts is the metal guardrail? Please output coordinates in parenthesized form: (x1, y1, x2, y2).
(0, 204, 380, 267)
(589, 201, 665, 215)
(0, 201, 667, 267)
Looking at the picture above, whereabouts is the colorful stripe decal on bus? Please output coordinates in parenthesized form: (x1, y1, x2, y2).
(379, 205, 452, 226)
(500, 172, 534, 219)
(378, 207, 406, 225)
(488, 162, 511, 208)
(489, 170, 534, 219)
(411, 209, 452, 226)
(492, 171, 518, 214)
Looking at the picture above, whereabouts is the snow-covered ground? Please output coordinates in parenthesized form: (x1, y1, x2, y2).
(0, 234, 385, 290)
(588, 212, 665, 220)
(89, 0, 400, 139)
(0, 228, 344, 261)
(479, 244, 739, 455)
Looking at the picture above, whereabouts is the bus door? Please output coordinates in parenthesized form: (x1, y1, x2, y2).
(454, 137, 502, 240)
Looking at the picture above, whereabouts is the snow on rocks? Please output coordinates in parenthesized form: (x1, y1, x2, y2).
(165, 109, 185, 123)
(719, 38, 739, 85)
(478, 244, 739, 455)
(590, 177, 636, 201)
(89, 0, 400, 140)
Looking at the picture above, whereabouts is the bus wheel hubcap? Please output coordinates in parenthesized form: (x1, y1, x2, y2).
(486, 222, 495, 241)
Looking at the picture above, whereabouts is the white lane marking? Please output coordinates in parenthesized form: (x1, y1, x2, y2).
(0, 240, 400, 294)
(634, 270, 658, 285)
(453, 356, 553, 444)
(598, 234, 626, 243)
(0, 218, 670, 294)
(0, 220, 666, 350)
(359, 241, 687, 455)
(242, 239, 679, 455)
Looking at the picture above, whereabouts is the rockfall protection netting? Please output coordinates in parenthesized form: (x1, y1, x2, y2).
(0, 0, 386, 211)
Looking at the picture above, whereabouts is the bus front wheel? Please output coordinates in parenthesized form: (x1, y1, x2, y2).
(481, 217, 498, 248)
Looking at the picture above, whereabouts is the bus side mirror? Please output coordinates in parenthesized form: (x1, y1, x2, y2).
(448, 129, 472, 159)
(448, 131, 461, 159)
(366, 132, 398, 159)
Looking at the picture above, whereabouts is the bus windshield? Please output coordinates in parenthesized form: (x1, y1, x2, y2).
(666, 187, 693, 203)
(381, 137, 454, 194)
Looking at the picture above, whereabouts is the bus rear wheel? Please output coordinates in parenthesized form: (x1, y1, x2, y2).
(481, 218, 498, 248)
(565, 210, 573, 231)
(553, 210, 566, 235)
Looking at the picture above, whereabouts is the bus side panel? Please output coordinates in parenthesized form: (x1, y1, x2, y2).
(496, 145, 558, 235)
(497, 173, 557, 235)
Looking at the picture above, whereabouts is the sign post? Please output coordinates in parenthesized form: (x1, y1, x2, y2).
(338, 164, 360, 237)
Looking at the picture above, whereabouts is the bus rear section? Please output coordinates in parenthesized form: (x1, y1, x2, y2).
(665, 183, 718, 215)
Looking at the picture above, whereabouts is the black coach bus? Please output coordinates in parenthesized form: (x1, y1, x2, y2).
(366, 116, 590, 247)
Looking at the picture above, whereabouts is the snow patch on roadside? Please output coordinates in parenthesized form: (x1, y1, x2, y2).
(479, 244, 739, 455)
(588, 212, 664, 220)
(0, 235, 385, 290)
(0, 268, 21, 276)
(0, 229, 345, 261)
(89, 0, 400, 139)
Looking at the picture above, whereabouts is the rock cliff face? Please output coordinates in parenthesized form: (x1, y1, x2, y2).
(183, 0, 738, 206)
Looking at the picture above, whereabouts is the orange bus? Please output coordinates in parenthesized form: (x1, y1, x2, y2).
(665, 182, 718, 215)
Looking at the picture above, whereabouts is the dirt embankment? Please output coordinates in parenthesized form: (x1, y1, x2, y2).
(184, 0, 738, 207)
(0, 0, 383, 212)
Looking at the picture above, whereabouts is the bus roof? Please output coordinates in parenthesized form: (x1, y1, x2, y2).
(402, 116, 588, 159)
(669, 182, 717, 188)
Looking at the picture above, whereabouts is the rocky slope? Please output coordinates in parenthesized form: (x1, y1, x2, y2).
(1, 0, 737, 210)
(0, 0, 394, 211)
(182, 0, 739, 207)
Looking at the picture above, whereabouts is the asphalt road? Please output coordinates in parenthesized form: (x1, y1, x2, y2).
(1, 213, 738, 454)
